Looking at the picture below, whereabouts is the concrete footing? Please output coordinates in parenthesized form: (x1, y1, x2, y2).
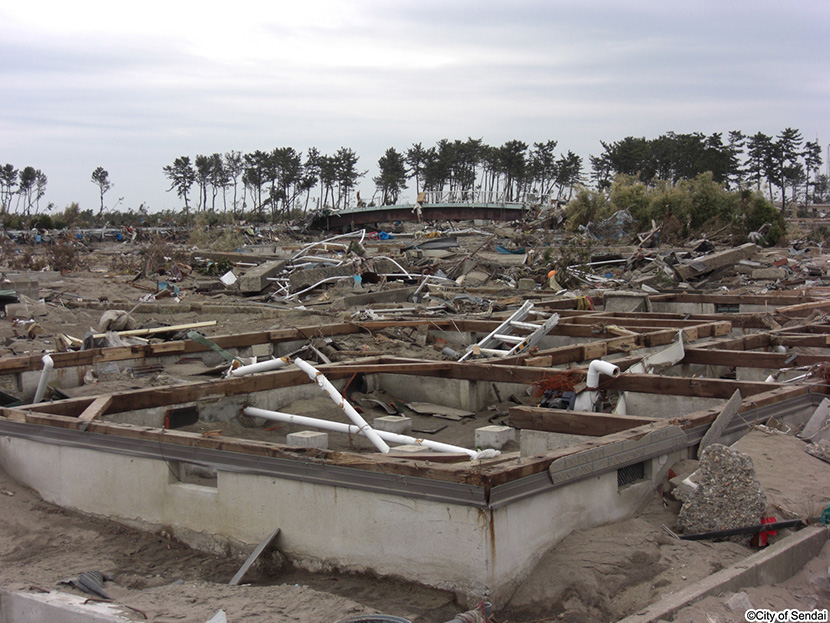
(374, 416, 412, 434)
(617, 526, 829, 623)
(286, 430, 329, 449)
(475, 425, 515, 450)
(391, 444, 431, 454)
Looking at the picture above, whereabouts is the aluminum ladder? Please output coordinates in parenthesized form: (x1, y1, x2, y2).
(459, 301, 559, 361)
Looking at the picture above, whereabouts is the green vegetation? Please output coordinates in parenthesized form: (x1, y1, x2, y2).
(566, 174, 786, 245)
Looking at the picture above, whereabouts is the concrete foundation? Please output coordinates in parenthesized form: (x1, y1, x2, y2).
(0, 589, 131, 623)
(0, 430, 672, 605)
(520, 429, 594, 457)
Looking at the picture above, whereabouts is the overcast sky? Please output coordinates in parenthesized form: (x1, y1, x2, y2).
(1, 0, 828, 214)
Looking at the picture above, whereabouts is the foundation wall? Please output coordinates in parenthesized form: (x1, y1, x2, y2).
(0, 436, 493, 599)
(622, 393, 725, 418)
(0, 431, 673, 604)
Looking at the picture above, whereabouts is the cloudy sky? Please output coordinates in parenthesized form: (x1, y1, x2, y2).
(1, 0, 828, 214)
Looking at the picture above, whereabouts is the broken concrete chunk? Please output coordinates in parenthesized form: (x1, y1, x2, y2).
(724, 591, 753, 613)
(239, 259, 287, 294)
(677, 444, 766, 544)
(751, 267, 787, 281)
(603, 292, 650, 313)
(674, 243, 759, 280)
(343, 286, 418, 309)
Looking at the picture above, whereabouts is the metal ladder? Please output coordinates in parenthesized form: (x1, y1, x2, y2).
(459, 301, 559, 361)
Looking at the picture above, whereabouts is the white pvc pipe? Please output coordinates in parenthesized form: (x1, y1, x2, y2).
(293, 357, 390, 453)
(243, 407, 478, 458)
(291, 229, 365, 260)
(33, 354, 54, 403)
(229, 356, 290, 377)
(586, 359, 620, 389)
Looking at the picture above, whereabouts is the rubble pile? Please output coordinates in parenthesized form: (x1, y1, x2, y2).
(676, 444, 767, 543)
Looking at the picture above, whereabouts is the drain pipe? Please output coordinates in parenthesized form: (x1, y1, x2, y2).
(293, 357, 390, 454)
(574, 359, 620, 412)
(33, 354, 54, 403)
(229, 356, 290, 377)
(243, 407, 487, 458)
(586, 360, 620, 388)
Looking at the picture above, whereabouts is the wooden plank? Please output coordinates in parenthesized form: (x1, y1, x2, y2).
(604, 374, 780, 398)
(509, 406, 661, 436)
(775, 299, 830, 316)
(92, 320, 217, 339)
(229, 526, 281, 585)
(648, 293, 814, 306)
(697, 389, 741, 457)
(774, 334, 830, 348)
(18, 412, 481, 485)
(78, 396, 113, 423)
(683, 349, 827, 368)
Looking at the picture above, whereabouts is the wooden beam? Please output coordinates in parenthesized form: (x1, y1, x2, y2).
(648, 293, 815, 306)
(509, 406, 661, 436)
(682, 349, 827, 368)
(78, 396, 113, 423)
(92, 320, 217, 339)
(604, 373, 780, 398)
(775, 299, 830, 317)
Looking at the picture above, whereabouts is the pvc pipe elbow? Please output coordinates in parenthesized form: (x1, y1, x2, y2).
(586, 359, 620, 388)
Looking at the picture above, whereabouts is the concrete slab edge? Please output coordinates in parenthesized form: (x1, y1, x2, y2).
(616, 525, 829, 623)
(0, 589, 132, 623)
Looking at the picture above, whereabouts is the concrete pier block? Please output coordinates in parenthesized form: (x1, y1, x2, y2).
(475, 425, 515, 450)
(373, 416, 412, 435)
(286, 430, 329, 449)
(390, 444, 431, 454)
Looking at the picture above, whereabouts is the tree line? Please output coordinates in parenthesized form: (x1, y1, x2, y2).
(2, 128, 826, 223)
(591, 129, 825, 209)
(0, 164, 49, 216)
(160, 138, 586, 221)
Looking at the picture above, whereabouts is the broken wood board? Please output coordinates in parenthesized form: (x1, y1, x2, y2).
(78, 396, 114, 423)
(405, 402, 474, 420)
(697, 388, 742, 458)
(92, 321, 217, 339)
(229, 526, 281, 586)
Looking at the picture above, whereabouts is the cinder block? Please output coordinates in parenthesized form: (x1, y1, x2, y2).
(286, 430, 328, 449)
(475, 425, 515, 450)
(517, 278, 536, 291)
(373, 416, 412, 435)
(390, 444, 431, 454)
